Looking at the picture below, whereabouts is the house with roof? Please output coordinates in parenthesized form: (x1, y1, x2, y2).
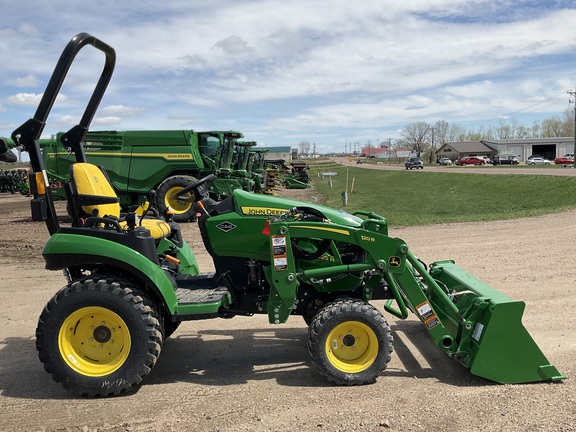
(435, 141, 496, 163)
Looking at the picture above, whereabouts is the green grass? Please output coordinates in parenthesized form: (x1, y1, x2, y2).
(307, 165, 576, 226)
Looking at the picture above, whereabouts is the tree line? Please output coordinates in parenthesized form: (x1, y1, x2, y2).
(296, 108, 575, 159)
(397, 108, 575, 160)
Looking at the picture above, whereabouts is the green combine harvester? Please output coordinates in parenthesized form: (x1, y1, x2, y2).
(10, 33, 564, 397)
(4, 128, 252, 221)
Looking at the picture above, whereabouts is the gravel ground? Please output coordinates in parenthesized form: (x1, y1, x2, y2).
(0, 187, 575, 432)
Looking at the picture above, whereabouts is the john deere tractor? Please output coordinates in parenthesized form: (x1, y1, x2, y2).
(14, 34, 564, 397)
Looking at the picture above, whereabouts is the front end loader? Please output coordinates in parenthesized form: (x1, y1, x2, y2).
(15, 33, 564, 397)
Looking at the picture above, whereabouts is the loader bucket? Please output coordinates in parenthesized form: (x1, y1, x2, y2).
(428, 260, 565, 384)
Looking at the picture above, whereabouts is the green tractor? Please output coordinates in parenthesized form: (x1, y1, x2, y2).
(14, 34, 564, 397)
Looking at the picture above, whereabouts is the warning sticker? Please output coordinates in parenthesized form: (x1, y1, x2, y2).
(425, 316, 440, 329)
(272, 236, 286, 246)
(272, 235, 287, 256)
(273, 245, 286, 255)
(274, 256, 288, 271)
(416, 302, 434, 320)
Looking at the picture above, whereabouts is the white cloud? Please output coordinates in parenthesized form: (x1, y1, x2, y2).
(7, 75, 40, 88)
(101, 105, 145, 116)
(7, 93, 43, 106)
(93, 116, 123, 126)
(7, 92, 68, 106)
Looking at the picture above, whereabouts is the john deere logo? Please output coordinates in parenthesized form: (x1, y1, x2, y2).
(216, 221, 237, 232)
(388, 256, 401, 267)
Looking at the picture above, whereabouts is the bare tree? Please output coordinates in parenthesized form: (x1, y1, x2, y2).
(561, 108, 575, 137)
(447, 123, 467, 142)
(515, 125, 530, 139)
(496, 119, 515, 139)
(401, 122, 431, 157)
(298, 140, 311, 156)
(434, 120, 449, 147)
(530, 121, 541, 138)
(541, 117, 564, 137)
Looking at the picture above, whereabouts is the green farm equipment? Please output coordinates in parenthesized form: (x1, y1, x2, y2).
(284, 161, 311, 189)
(16, 34, 564, 397)
(0, 137, 17, 163)
(4, 127, 249, 222)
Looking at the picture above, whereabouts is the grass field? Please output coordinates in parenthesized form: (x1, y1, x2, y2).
(305, 162, 576, 226)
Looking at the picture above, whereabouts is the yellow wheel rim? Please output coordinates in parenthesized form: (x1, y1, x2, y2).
(166, 186, 193, 215)
(58, 306, 131, 377)
(325, 321, 378, 373)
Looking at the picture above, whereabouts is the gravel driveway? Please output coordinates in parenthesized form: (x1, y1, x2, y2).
(0, 188, 574, 431)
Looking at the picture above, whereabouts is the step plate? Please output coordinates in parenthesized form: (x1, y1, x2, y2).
(175, 287, 229, 305)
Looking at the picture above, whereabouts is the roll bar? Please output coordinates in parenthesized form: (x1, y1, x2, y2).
(10, 33, 116, 234)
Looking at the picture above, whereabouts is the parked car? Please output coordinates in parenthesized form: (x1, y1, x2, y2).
(456, 156, 486, 166)
(554, 154, 574, 165)
(405, 157, 424, 170)
(491, 156, 519, 165)
(527, 154, 543, 161)
(476, 156, 492, 165)
(438, 157, 452, 166)
(526, 157, 551, 165)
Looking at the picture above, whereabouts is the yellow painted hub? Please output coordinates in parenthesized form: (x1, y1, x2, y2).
(325, 321, 378, 373)
(58, 306, 131, 377)
(166, 186, 193, 214)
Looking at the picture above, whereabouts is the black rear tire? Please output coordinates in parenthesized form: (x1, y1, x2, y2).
(308, 299, 393, 385)
(36, 276, 163, 397)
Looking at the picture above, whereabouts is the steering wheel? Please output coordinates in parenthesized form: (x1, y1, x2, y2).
(170, 173, 215, 203)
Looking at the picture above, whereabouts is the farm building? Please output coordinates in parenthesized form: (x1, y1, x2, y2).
(435, 137, 575, 162)
(263, 146, 293, 161)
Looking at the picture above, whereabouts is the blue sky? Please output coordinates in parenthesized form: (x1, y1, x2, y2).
(1, 0, 576, 154)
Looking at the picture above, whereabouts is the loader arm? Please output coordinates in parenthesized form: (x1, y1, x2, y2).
(265, 211, 565, 384)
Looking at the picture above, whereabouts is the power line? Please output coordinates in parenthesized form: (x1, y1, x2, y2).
(500, 89, 570, 119)
(479, 88, 575, 127)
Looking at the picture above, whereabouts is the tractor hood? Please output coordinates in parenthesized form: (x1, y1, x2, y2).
(232, 189, 363, 227)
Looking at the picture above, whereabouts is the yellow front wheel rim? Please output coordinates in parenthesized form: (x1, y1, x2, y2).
(58, 306, 131, 377)
(325, 321, 378, 373)
(166, 186, 193, 214)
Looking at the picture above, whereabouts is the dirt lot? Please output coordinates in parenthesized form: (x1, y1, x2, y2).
(0, 189, 575, 432)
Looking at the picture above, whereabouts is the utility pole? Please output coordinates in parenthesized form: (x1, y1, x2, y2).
(429, 127, 436, 164)
(569, 89, 576, 161)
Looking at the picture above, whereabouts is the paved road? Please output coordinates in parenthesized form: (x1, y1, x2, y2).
(332, 157, 576, 176)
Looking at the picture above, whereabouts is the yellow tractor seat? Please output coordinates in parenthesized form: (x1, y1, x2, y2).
(70, 163, 171, 239)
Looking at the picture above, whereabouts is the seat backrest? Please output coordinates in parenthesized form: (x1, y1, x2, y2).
(70, 163, 120, 218)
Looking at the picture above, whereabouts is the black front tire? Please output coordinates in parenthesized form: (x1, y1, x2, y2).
(308, 299, 393, 385)
(156, 175, 199, 222)
(36, 277, 163, 397)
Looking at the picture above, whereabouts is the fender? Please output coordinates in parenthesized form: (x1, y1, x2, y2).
(42, 232, 179, 313)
